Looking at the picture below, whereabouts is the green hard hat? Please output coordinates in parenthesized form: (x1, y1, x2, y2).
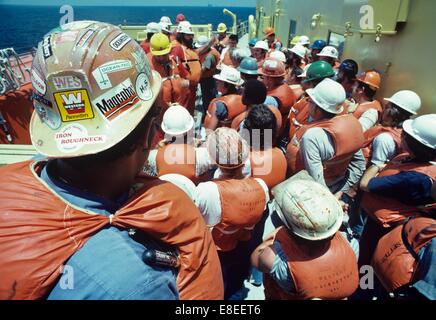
(303, 61, 335, 83)
(238, 57, 259, 75)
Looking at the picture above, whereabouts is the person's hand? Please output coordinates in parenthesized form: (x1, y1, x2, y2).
(338, 200, 349, 214)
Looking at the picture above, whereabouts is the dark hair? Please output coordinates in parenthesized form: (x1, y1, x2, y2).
(243, 104, 277, 149)
(360, 82, 377, 99)
(64, 105, 158, 168)
(290, 67, 303, 83)
(403, 131, 436, 162)
(386, 103, 413, 128)
(242, 79, 267, 105)
(147, 33, 154, 41)
(229, 34, 239, 42)
(223, 81, 238, 94)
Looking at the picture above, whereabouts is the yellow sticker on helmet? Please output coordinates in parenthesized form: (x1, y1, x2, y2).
(54, 89, 95, 122)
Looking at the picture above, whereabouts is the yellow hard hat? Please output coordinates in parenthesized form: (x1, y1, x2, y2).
(30, 21, 162, 158)
(217, 23, 227, 33)
(150, 32, 172, 56)
(290, 36, 301, 46)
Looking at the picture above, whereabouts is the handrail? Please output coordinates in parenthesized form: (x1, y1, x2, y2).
(223, 8, 237, 34)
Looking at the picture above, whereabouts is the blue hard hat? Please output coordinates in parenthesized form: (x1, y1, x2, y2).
(238, 57, 259, 75)
(310, 40, 327, 50)
(339, 59, 359, 75)
(248, 38, 258, 47)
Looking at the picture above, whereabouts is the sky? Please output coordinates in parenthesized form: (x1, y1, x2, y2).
(0, 0, 256, 7)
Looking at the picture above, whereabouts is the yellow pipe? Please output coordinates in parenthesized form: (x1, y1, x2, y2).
(223, 8, 237, 35)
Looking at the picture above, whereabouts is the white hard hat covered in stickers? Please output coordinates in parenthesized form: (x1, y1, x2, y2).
(30, 20, 162, 158)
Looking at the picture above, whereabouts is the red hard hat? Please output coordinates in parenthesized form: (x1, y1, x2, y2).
(176, 14, 186, 24)
(259, 58, 286, 77)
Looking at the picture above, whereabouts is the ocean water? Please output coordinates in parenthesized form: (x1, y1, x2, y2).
(0, 5, 255, 53)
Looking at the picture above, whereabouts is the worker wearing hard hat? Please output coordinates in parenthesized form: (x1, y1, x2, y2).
(317, 46, 340, 69)
(358, 114, 436, 298)
(203, 66, 245, 131)
(286, 78, 366, 198)
(147, 33, 188, 111)
(251, 173, 359, 300)
(238, 57, 259, 81)
(287, 61, 336, 140)
(336, 59, 359, 99)
(248, 38, 258, 57)
(172, 21, 202, 114)
(263, 27, 282, 51)
(195, 35, 221, 117)
(0, 21, 223, 300)
(143, 104, 214, 184)
(259, 58, 296, 135)
(309, 39, 327, 63)
(285, 44, 307, 89)
(349, 70, 383, 132)
(214, 23, 229, 54)
(252, 40, 269, 68)
(194, 128, 269, 299)
(140, 22, 162, 54)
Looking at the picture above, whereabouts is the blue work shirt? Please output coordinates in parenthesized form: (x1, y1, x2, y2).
(42, 161, 179, 300)
(368, 171, 434, 206)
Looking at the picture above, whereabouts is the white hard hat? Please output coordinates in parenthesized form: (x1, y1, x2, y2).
(161, 103, 194, 136)
(177, 21, 194, 35)
(306, 78, 346, 114)
(384, 90, 422, 115)
(145, 22, 161, 34)
(253, 40, 269, 51)
(159, 22, 171, 33)
(317, 46, 339, 59)
(160, 16, 172, 25)
(403, 114, 436, 150)
(269, 51, 287, 63)
(298, 63, 311, 78)
(159, 174, 196, 200)
(213, 65, 244, 86)
(298, 35, 310, 46)
(289, 44, 307, 59)
(272, 178, 344, 241)
(195, 35, 209, 48)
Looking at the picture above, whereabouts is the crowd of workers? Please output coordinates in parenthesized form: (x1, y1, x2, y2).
(0, 14, 435, 300)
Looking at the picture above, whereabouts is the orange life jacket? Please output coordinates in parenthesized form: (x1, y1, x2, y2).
(198, 48, 220, 79)
(250, 148, 287, 190)
(263, 227, 359, 300)
(361, 154, 436, 228)
(362, 125, 403, 166)
(288, 96, 310, 139)
(155, 144, 207, 184)
(211, 178, 266, 252)
(148, 53, 184, 108)
(286, 115, 364, 185)
(204, 94, 246, 128)
(0, 161, 223, 300)
(231, 105, 283, 137)
(140, 40, 150, 54)
(372, 217, 436, 292)
(349, 100, 383, 120)
(181, 45, 201, 86)
(268, 84, 296, 120)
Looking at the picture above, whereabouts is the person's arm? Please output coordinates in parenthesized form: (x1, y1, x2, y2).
(299, 128, 334, 187)
(358, 109, 379, 132)
(360, 164, 382, 192)
(251, 237, 276, 273)
(338, 149, 366, 195)
(371, 133, 397, 167)
(204, 101, 228, 130)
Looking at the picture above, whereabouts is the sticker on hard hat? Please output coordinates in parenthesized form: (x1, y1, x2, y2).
(93, 78, 139, 122)
(132, 47, 153, 79)
(42, 36, 53, 60)
(135, 73, 153, 101)
(34, 101, 61, 130)
(110, 33, 131, 51)
(32, 92, 53, 108)
(53, 76, 82, 90)
(76, 29, 95, 47)
(264, 59, 278, 69)
(92, 60, 132, 90)
(54, 30, 79, 44)
(31, 68, 47, 95)
(55, 123, 106, 153)
(54, 89, 95, 122)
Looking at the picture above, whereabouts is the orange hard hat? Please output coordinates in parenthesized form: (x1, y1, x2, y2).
(356, 70, 381, 90)
(263, 27, 275, 37)
(259, 58, 286, 78)
(176, 14, 186, 23)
